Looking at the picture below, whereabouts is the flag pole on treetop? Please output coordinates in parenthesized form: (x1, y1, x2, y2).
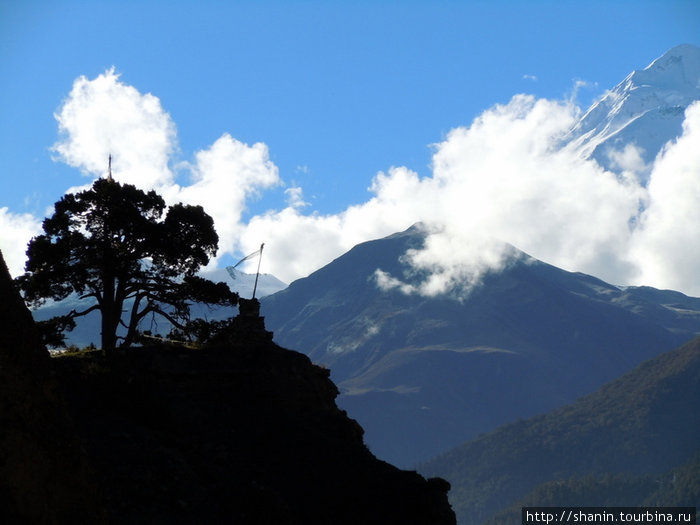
(252, 243, 264, 300)
(231, 243, 265, 299)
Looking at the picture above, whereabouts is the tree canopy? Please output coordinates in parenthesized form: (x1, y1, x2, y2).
(17, 177, 238, 349)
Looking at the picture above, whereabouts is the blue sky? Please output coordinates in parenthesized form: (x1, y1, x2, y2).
(1, 1, 699, 293)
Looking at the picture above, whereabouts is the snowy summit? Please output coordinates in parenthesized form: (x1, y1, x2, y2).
(567, 43, 700, 178)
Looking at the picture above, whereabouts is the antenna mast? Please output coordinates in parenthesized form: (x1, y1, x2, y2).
(107, 154, 113, 181)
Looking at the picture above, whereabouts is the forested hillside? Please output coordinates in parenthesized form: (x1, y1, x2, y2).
(419, 337, 700, 525)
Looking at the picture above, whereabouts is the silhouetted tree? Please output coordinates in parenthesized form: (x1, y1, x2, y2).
(17, 177, 237, 349)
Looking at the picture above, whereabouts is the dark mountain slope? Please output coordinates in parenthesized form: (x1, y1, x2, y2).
(419, 336, 700, 525)
(263, 225, 428, 379)
(262, 225, 700, 467)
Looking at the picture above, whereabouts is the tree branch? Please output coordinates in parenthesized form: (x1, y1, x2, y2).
(66, 303, 101, 319)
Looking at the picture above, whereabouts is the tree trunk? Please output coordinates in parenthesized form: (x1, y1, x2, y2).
(101, 273, 119, 350)
(101, 312, 119, 350)
(121, 294, 144, 348)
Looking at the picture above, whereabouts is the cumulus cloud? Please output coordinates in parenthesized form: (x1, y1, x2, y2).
(0, 208, 42, 276)
(239, 94, 699, 298)
(43, 67, 438, 280)
(47, 68, 281, 272)
(237, 166, 430, 280)
(244, 95, 646, 293)
(607, 143, 650, 183)
(375, 226, 525, 298)
(52, 67, 176, 190)
(8, 68, 699, 298)
(175, 133, 281, 264)
(284, 186, 309, 210)
(222, 94, 700, 297)
(419, 95, 644, 289)
(630, 101, 700, 295)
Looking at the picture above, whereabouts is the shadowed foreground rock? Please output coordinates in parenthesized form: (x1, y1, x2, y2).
(1, 250, 454, 524)
(0, 250, 104, 523)
(51, 341, 454, 524)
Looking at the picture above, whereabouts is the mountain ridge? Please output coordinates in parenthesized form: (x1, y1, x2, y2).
(262, 224, 700, 467)
(418, 336, 700, 525)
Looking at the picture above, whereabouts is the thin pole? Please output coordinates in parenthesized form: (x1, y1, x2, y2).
(252, 243, 264, 299)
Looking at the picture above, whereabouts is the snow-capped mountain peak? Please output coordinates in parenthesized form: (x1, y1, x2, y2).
(629, 43, 700, 91)
(566, 43, 700, 176)
(203, 266, 287, 299)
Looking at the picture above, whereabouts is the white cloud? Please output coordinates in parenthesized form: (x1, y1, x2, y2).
(227, 94, 700, 298)
(606, 143, 650, 184)
(49, 69, 282, 270)
(630, 101, 700, 295)
(44, 69, 432, 281)
(419, 95, 644, 289)
(569, 79, 598, 105)
(237, 166, 429, 280)
(381, 96, 699, 297)
(52, 67, 176, 190)
(244, 95, 647, 293)
(19, 69, 700, 298)
(175, 133, 281, 264)
(284, 186, 309, 209)
(0, 208, 42, 277)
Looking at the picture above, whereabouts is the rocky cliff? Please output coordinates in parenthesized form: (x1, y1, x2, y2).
(0, 250, 104, 523)
(0, 249, 454, 524)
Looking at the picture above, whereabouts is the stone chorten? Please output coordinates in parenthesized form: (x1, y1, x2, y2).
(225, 297, 274, 346)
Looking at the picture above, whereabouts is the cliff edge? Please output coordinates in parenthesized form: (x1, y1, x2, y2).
(0, 250, 104, 523)
(1, 249, 454, 524)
